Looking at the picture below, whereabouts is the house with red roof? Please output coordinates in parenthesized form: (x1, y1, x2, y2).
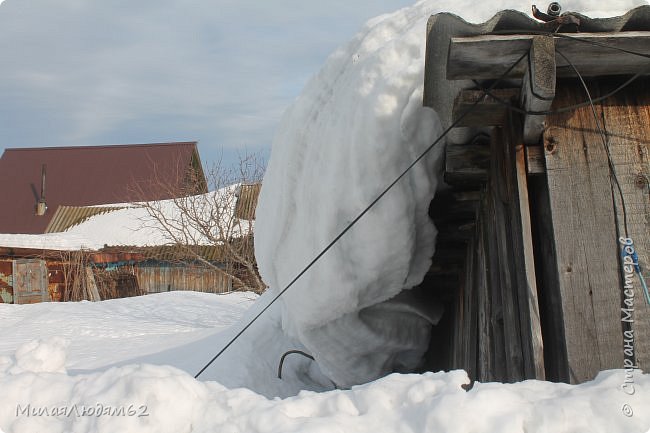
(0, 142, 206, 234)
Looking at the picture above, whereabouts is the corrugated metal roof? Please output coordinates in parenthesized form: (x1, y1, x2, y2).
(98, 244, 229, 263)
(0, 142, 206, 234)
(423, 5, 650, 144)
(45, 205, 124, 233)
(234, 183, 261, 220)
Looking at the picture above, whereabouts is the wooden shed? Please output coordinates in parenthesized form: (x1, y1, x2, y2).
(420, 6, 650, 384)
(0, 245, 234, 304)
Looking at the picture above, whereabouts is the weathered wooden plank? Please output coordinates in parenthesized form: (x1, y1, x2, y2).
(452, 88, 519, 127)
(490, 128, 526, 381)
(429, 190, 480, 224)
(543, 83, 625, 383)
(436, 222, 476, 243)
(448, 31, 650, 80)
(475, 218, 492, 381)
(85, 267, 101, 302)
(135, 265, 233, 294)
(460, 236, 478, 380)
(520, 36, 556, 145)
(431, 240, 468, 266)
(12, 259, 49, 304)
(528, 174, 570, 382)
(482, 187, 509, 381)
(444, 142, 490, 188)
(526, 146, 546, 174)
(598, 79, 650, 373)
(514, 140, 546, 380)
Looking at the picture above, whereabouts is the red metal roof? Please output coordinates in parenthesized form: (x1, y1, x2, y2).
(0, 142, 206, 234)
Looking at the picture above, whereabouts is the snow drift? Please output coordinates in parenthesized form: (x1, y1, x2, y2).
(255, 0, 650, 388)
(1, 342, 649, 433)
(1, 292, 649, 432)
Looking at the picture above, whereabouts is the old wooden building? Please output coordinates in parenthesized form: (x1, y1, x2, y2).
(420, 6, 650, 384)
(0, 181, 262, 304)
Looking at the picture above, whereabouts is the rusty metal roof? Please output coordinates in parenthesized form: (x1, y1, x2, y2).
(0, 142, 206, 234)
(423, 5, 650, 143)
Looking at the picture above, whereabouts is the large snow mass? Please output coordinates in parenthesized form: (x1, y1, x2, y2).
(255, 0, 650, 388)
(255, 1, 444, 386)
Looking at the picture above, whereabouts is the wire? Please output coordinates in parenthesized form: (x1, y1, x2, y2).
(471, 71, 646, 116)
(467, 29, 650, 116)
(192, 50, 531, 379)
(277, 350, 315, 379)
(555, 48, 630, 238)
(195, 31, 648, 379)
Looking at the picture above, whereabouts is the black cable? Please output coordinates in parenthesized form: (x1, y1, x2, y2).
(193, 50, 531, 379)
(471, 70, 646, 116)
(195, 30, 649, 380)
(555, 48, 630, 237)
(277, 350, 315, 379)
(466, 30, 650, 116)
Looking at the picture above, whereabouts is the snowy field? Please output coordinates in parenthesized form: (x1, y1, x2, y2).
(0, 291, 257, 372)
(2, 0, 650, 432)
(0, 291, 649, 433)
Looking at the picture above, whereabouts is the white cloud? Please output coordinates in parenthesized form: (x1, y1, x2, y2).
(0, 0, 418, 167)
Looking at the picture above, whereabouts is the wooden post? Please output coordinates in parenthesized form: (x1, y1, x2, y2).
(543, 83, 625, 383)
(598, 79, 650, 373)
(85, 267, 101, 302)
(520, 36, 556, 145)
(514, 139, 546, 380)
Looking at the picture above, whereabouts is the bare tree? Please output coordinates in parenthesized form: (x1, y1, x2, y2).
(57, 249, 100, 301)
(131, 151, 267, 294)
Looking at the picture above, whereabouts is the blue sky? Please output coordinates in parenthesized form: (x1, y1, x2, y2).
(0, 0, 418, 170)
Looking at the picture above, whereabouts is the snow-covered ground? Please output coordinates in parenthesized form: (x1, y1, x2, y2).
(0, 292, 649, 433)
(0, 291, 256, 372)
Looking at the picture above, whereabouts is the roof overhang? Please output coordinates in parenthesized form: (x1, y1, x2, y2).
(423, 6, 650, 145)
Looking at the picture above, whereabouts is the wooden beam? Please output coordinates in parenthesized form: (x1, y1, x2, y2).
(431, 240, 468, 266)
(85, 267, 101, 302)
(597, 79, 650, 375)
(436, 222, 476, 243)
(543, 83, 625, 383)
(452, 88, 519, 127)
(526, 146, 546, 174)
(444, 142, 490, 188)
(429, 190, 480, 224)
(521, 36, 556, 145)
(514, 141, 546, 380)
(447, 31, 650, 80)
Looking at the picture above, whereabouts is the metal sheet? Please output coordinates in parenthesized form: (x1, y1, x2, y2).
(12, 259, 49, 304)
(0, 260, 13, 303)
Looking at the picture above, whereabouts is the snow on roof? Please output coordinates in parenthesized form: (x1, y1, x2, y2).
(0, 185, 250, 251)
(64, 185, 249, 249)
(0, 232, 95, 251)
